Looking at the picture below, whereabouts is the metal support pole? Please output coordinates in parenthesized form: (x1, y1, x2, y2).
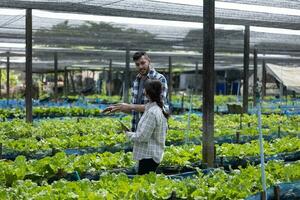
(41, 73, 44, 94)
(195, 61, 199, 94)
(70, 71, 76, 93)
(168, 56, 173, 103)
(243, 25, 250, 113)
(253, 48, 258, 106)
(64, 67, 68, 96)
(109, 59, 112, 97)
(80, 69, 83, 89)
(25, 8, 33, 123)
(124, 48, 130, 103)
(0, 69, 2, 98)
(256, 83, 267, 200)
(54, 52, 58, 98)
(6, 53, 10, 103)
(280, 82, 283, 100)
(262, 59, 266, 98)
(202, 0, 215, 167)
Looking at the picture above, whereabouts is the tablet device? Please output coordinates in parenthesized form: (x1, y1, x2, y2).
(118, 120, 130, 131)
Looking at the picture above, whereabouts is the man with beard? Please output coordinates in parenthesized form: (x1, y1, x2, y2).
(103, 51, 169, 131)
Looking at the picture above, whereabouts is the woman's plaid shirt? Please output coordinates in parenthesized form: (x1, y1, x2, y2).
(131, 68, 169, 131)
(126, 102, 168, 163)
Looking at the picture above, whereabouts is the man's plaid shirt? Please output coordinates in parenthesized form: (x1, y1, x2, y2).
(131, 68, 169, 131)
(126, 102, 168, 163)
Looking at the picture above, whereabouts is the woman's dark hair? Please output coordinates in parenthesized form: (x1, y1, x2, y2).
(144, 79, 169, 119)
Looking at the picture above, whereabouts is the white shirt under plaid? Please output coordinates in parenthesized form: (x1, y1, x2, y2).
(126, 102, 168, 163)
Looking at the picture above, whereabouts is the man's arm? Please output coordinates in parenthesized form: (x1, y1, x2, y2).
(159, 76, 169, 112)
(102, 103, 145, 114)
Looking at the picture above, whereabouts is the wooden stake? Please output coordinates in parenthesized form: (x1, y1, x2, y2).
(236, 131, 240, 143)
(274, 185, 280, 200)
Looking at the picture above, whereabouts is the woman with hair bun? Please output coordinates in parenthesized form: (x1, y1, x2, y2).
(125, 79, 169, 175)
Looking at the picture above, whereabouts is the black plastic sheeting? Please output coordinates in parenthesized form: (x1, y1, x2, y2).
(245, 181, 300, 200)
(216, 151, 300, 170)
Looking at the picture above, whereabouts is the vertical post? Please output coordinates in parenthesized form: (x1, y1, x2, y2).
(280, 82, 283, 100)
(0, 69, 2, 98)
(54, 52, 58, 98)
(25, 8, 33, 123)
(253, 48, 258, 106)
(123, 48, 130, 103)
(257, 83, 267, 200)
(80, 68, 83, 90)
(108, 59, 112, 97)
(243, 25, 250, 113)
(0, 143, 2, 159)
(274, 186, 280, 200)
(6, 53, 10, 103)
(195, 61, 199, 94)
(202, 0, 215, 167)
(262, 59, 266, 98)
(168, 56, 173, 103)
(70, 71, 76, 93)
(41, 73, 44, 94)
(64, 67, 68, 96)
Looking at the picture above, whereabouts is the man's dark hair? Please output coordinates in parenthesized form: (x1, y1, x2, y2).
(132, 51, 147, 61)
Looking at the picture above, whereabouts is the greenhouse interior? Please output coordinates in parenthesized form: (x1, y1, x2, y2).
(0, 0, 299, 199)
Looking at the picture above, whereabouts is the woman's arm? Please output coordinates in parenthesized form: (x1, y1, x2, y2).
(102, 103, 145, 113)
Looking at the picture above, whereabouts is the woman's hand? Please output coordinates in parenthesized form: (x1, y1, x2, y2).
(102, 103, 133, 113)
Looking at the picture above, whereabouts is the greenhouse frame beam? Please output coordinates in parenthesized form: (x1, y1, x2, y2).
(253, 48, 258, 106)
(41, 73, 44, 94)
(25, 8, 33, 123)
(64, 67, 68, 96)
(70, 71, 76, 93)
(243, 25, 250, 113)
(168, 56, 173, 103)
(108, 59, 112, 97)
(195, 61, 199, 94)
(202, 0, 215, 168)
(123, 48, 130, 103)
(54, 52, 58, 98)
(0, 69, 1, 98)
(6, 54, 9, 103)
(262, 60, 266, 98)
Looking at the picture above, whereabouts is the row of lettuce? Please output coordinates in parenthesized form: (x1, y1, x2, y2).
(2, 114, 300, 139)
(0, 160, 299, 199)
(2, 94, 300, 117)
(0, 115, 299, 154)
(0, 136, 299, 185)
(0, 115, 299, 198)
(41, 94, 300, 107)
(0, 107, 104, 119)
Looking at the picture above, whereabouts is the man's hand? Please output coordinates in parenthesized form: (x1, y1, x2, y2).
(102, 103, 133, 114)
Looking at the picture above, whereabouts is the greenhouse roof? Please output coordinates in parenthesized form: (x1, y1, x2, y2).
(1, 0, 300, 29)
(0, 1, 299, 72)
